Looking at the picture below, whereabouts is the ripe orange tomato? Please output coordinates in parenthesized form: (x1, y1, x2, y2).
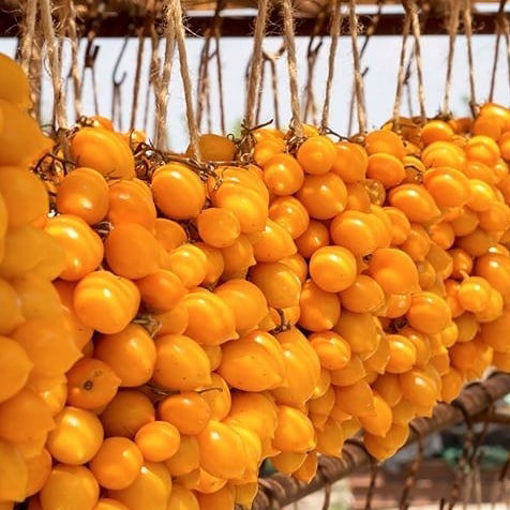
(70, 126, 135, 179)
(0, 336, 32, 403)
(334, 380, 375, 417)
(45, 215, 104, 281)
(221, 234, 256, 277)
(56, 167, 108, 225)
(95, 324, 157, 388)
(296, 135, 336, 175)
(331, 141, 368, 183)
(158, 391, 211, 435)
(423, 167, 470, 208)
(421, 120, 454, 145)
(309, 245, 357, 293)
(100, 390, 155, 438)
(296, 172, 347, 219)
(406, 291, 451, 335)
(104, 179, 155, 230)
(219, 330, 286, 391)
(134, 421, 180, 462)
(295, 219, 330, 258)
(182, 289, 238, 345)
(40, 464, 99, 510)
(105, 223, 161, 279)
(263, 153, 304, 195)
(164, 435, 200, 476)
(0, 166, 49, 227)
(136, 269, 186, 313)
(298, 279, 341, 331)
(388, 184, 440, 224)
(334, 310, 379, 359)
(46, 406, 104, 465)
(214, 279, 268, 333)
(269, 196, 310, 239)
(196, 207, 240, 248)
(368, 247, 419, 294)
(339, 274, 385, 314)
(153, 333, 211, 390)
(73, 271, 140, 334)
(67, 358, 121, 410)
(330, 211, 379, 257)
(367, 153, 405, 188)
(272, 405, 315, 453)
(188, 134, 236, 161)
(152, 163, 205, 220)
(365, 130, 405, 158)
(309, 331, 351, 370)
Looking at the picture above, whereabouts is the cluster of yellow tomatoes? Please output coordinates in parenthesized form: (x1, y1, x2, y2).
(2, 52, 510, 510)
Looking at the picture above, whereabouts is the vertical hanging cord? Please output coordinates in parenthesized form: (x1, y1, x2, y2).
(40, 0, 67, 129)
(503, 15, 510, 96)
(213, 1, 226, 135)
(489, 0, 507, 101)
(155, 3, 176, 149)
(405, 0, 426, 122)
(171, 0, 201, 161)
(64, 0, 81, 119)
(244, 0, 270, 130)
(320, 0, 342, 132)
(20, 0, 37, 76)
(281, 0, 304, 137)
(130, 19, 146, 130)
(393, 10, 411, 131)
(442, 0, 461, 116)
(463, 0, 477, 113)
(349, 0, 367, 134)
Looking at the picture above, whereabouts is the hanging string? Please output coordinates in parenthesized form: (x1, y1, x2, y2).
(320, 0, 342, 132)
(63, 0, 81, 119)
(196, 30, 213, 132)
(155, 4, 176, 149)
(254, 54, 267, 124)
(244, 0, 270, 130)
(20, 0, 37, 77)
(29, 32, 43, 121)
(146, 6, 160, 133)
(404, 0, 426, 122)
(303, 14, 325, 124)
(40, 0, 67, 129)
(503, 14, 510, 95)
(489, 0, 507, 101)
(393, 10, 411, 130)
(281, 0, 304, 137)
(441, 0, 461, 116)
(171, 0, 201, 161)
(213, 1, 226, 135)
(130, 16, 147, 130)
(463, 0, 477, 113)
(349, 0, 367, 134)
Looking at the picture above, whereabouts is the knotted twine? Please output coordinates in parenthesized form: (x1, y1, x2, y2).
(155, 3, 177, 150)
(19, 0, 37, 77)
(320, 0, 342, 132)
(404, 0, 426, 123)
(170, 0, 201, 161)
(244, 0, 270, 131)
(463, 0, 477, 113)
(441, 0, 461, 117)
(392, 9, 411, 131)
(40, 0, 67, 129)
(281, 0, 304, 138)
(349, 0, 367, 134)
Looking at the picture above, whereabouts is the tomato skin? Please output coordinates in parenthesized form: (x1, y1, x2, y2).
(263, 154, 304, 195)
(95, 324, 157, 388)
(136, 269, 186, 313)
(73, 270, 141, 335)
(71, 127, 135, 179)
(56, 167, 109, 225)
(45, 215, 104, 281)
(107, 179, 156, 230)
(105, 223, 161, 280)
(331, 141, 368, 183)
(297, 135, 336, 175)
(0, 166, 49, 227)
(152, 163, 206, 220)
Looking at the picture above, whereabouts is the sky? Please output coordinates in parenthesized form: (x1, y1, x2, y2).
(1, 30, 509, 151)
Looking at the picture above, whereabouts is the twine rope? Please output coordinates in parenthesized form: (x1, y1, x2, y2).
(442, 0, 461, 116)
(64, 0, 81, 118)
(40, 0, 67, 128)
(155, 4, 176, 149)
(282, 0, 304, 137)
(20, 0, 37, 77)
(130, 25, 146, 130)
(405, 0, 426, 122)
(489, 0, 507, 101)
(320, 0, 342, 132)
(393, 10, 411, 130)
(244, 0, 270, 130)
(463, 0, 477, 112)
(171, 0, 201, 161)
(349, 0, 367, 133)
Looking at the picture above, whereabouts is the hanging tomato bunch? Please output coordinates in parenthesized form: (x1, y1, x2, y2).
(1, 53, 510, 510)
